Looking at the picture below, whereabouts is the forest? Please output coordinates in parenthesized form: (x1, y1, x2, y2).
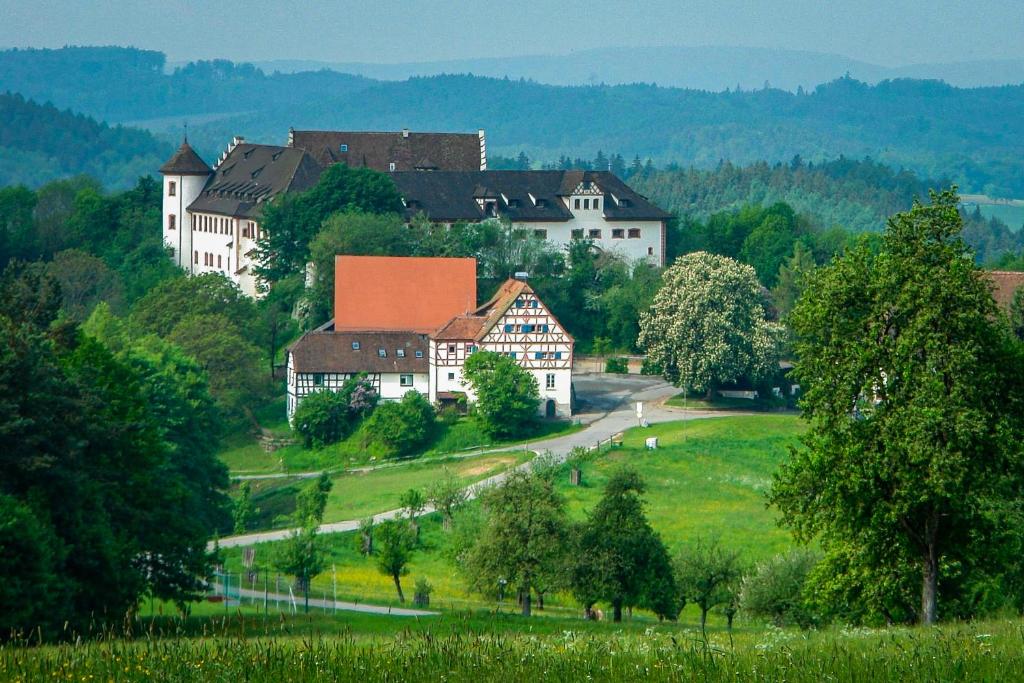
(2, 47, 1024, 196)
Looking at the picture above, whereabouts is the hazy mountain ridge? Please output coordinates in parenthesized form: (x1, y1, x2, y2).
(250, 46, 1024, 92)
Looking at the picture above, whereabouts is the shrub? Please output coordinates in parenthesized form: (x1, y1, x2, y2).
(640, 357, 663, 375)
(437, 404, 461, 426)
(413, 577, 433, 607)
(605, 357, 629, 374)
(740, 549, 820, 628)
(292, 375, 377, 449)
(361, 391, 435, 457)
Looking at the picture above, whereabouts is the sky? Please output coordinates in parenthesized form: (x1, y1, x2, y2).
(2, 0, 1023, 66)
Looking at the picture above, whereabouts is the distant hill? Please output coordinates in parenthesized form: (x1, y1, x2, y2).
(251, 46, 1024, 92)
(0, 92, 171, 189)
(3, 47, 1024, 196)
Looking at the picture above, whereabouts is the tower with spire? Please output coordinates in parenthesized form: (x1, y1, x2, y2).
(159, 138, 212, 271)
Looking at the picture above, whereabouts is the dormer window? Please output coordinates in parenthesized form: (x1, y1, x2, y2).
(574, 198, 580, 209)
(584, 198, 590, 210)
(251, 167, 263, 180)
(508, 198, 519, 208)
(272, 151, 282, 161)
(485, 202, 497, 217)
(397, 348, 406, 358)
(378, 348, 387, 358)
(389, 162, 396, 171)
(339, 144, 348, 152)
(619, 198, 631, 208)
(593, 198, 600, 210)
(352, 341, 360, 350)
(535, 198, 547, 208)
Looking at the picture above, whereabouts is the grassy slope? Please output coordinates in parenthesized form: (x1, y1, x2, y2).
(224, 415, 804, 613)
(245, 450, 534, 530)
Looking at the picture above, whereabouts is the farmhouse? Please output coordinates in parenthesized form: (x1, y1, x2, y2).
(286, 256, 574, 421)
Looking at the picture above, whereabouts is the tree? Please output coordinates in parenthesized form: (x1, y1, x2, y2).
(1010, 287, 1024, 341)
(771, 241, 816, 320)
(771, 189, 1024, 625)
(399, 487, 426, 540)
(428, 469, 468, 531)
(233, 482, 255, 534)
(675, 537, 742, 636)
(360, 390, 435, 457)
(740, 549, 819, 628)
(639, 251, 785, 398)
(131, 273, 258, 338)
(275, 473, 332, 612)
(167, 313, 265, 416)
(357, 516, 375, 556)
(571, 467, 676, 622)
(375, 520, 416, 603)
(463, 470, 569, 616)
(462, 350, 539, 439)
(254, 164, 404, 283)
(46, 248, 124, 320)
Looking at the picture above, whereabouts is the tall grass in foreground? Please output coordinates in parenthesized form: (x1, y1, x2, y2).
(4, 618, 1024, 682)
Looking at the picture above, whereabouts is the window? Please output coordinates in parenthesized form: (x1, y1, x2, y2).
(530, 300, 539, 308)
(168, 181, 176, 196)
(504, 324, 514, 332)
(313, 373, 324, 386)
(400, 374, 413, 387)
(589, 229, 602, 239)
(522, 324, 534, 333)
(574, 198, 580, 209)
(339, 144, 348, 152)
(619, 198, 631, 207)
(508, 352, 517, 359)
(415, 350, 423, 358)
(584, 198, 590, 209)
(535, 352, 543, 360)
(628, 228, 641, 239)
(378, 348, 387, 358)
(508, 199, 519, 208)
(571, 228, 583, 239)
(397, 348, 406, 358)
(217, 255, 222, 269)
(612, 228, 624, 239)
(389, 162, 396, 171)
(168, 214, 176, 230)
(555, 351, 562, 359)
(648, 246, 654, 256)
(194, 251, 199, 264)
(352, 341, 360, 350)
(546, 373, 556, 389)
(533, 229, 547, 239)
(514, 298, 524, 308)
(593, 198, 600, 210)
(447, 344, 456, 353)
(448, 372, 455, 380)
(541, 324, 549, 332)
(466, 344, 478, 353)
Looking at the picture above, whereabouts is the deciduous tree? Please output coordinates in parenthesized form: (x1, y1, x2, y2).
(462, 350, 539, 439)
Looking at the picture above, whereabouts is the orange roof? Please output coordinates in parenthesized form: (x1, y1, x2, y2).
(987, 270, 1024, 311)
(334, 256, 477, 333)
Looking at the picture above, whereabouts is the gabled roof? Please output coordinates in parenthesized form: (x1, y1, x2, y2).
(288, 329, 428, 374)
(187, 144, 322, 219)
(334, 256, 477, 333)
(432, 278, 574, 343)
(389, 170, 671, 223)
(290, 130, 483, 172)
(987, 270, 1024, 311)
(159, 140, 212, 176)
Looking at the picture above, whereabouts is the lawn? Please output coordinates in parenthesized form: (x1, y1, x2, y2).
(225, 414, 804, 614)
(242, 449, 534, 531)
(665, 392, 794, 412)
(558, 414, 805, 559)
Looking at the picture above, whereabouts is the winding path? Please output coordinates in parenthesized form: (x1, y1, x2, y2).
(216, 376, 726, 549)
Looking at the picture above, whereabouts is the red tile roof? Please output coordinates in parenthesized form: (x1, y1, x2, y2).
(987, 270, 1024, 311)
(334, 256, 477, 333)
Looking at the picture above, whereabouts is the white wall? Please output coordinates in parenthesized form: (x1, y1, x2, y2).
(379, 372, 429, 401)
(513, 213, 663, 266)
(162, 174, 206, 269)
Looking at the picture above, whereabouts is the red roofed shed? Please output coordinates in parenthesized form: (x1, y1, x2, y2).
(334, 256, 477, 333)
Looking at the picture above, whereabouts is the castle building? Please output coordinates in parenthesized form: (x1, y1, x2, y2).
(286, 256, 574, 421)
(390, 170, 671, 266)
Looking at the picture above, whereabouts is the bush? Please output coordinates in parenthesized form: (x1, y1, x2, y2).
(640, 357, 663, 375)
(605, 357, 629, 374)
(437, 404, 461, 426)
(361, 391, 435, 457)
(740, 549, 820, 628)
(293, 375, 378, 448)
(413, 577, 433, 607)
(462, 351, 539, 439)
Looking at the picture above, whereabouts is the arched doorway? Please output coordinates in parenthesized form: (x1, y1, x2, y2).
(545, 399, 556, 418)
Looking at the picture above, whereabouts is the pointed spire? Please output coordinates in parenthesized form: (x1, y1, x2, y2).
(159, 138, 212, 176)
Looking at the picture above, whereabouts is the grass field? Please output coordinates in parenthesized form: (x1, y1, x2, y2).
(243, 449, 534, 530)
(223, 415, 804, 614)
(5, 611, 1024, 682)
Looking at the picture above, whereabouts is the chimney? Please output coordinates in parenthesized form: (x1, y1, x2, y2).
(402, 128, 409, 138)
(478, 129, 487, 170)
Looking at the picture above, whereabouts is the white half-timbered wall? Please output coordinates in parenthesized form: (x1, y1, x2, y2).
(428, 289, 573, 416)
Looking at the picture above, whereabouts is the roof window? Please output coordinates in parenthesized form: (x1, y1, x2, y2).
(415, 350, 423, 358)
(397, 349, 406, 358)
(352, 341, 360, 350)
(378, 348, 387, 357)
(339, 144, 348, 152)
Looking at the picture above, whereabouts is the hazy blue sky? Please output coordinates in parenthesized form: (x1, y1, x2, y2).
(2, 0, 1022, 66)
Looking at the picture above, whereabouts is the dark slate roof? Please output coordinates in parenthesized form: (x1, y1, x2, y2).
(187, 144, 322, 219)
(288, 329, 428, 374)
(159, 140, 212, 175)
(290, 130, 482, 172)
(389, 170, 671, 223)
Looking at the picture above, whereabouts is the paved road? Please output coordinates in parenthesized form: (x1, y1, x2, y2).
(214, 583, 437, 617)
(217, 376, 722, 549)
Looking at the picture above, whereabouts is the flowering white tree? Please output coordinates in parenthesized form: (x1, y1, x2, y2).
(638, 251, 784, 397)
